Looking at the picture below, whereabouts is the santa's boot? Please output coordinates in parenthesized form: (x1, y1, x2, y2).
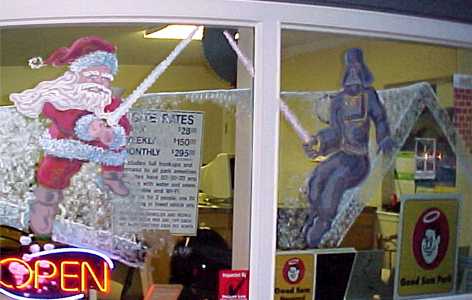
(30, 186, 63, 237)
(102, 171, 129, 196)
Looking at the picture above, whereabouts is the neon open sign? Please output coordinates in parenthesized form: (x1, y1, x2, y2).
(0, 248, 113, 300)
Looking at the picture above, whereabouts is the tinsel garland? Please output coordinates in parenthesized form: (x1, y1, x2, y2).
(136, 88, 251, 113)
(39, 132, 127, 166)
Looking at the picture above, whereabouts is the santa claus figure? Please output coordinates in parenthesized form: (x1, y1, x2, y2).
(10, 36, 131, 236)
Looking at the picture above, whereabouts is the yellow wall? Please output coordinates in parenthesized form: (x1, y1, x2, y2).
(456, 48, 472, 247)
(282, 39, 457, 91)
(458, 49, 472, 74)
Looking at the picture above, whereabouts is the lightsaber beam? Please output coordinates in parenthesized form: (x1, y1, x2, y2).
(279, 98, 311, 143)
(102, 26, 202, 126)
(223, 31, 254, 78)
(222, 30, 311, 144)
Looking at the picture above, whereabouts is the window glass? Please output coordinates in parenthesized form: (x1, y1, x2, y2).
(0, 25, 253, 300)
(277, 29, 472, 299)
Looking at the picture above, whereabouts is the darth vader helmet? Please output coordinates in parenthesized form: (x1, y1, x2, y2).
(342, 48, 374, 87)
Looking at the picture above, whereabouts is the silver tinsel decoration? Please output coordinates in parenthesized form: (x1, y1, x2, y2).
(137, 89, 251, 113)
(60, 162, 112, 229)
(0, 106, 114, 230)
(0, 107, 42, 228)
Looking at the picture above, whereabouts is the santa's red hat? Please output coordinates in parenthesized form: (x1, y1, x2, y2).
(29, 36, 118, 74)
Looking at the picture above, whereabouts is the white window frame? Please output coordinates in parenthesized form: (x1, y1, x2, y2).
(1, 1, 472, 299)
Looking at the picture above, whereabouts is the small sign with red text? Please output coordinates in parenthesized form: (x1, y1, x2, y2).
(218, 270, 249, 300)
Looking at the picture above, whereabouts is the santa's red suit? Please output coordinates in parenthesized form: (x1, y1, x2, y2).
(9, 36, 132, 236)
(37, 97, 131, 190)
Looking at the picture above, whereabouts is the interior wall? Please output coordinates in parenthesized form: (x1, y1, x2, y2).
(456, 48, 472, 247)
(458, 49, 472, 74)
(282, 39, 457, 91)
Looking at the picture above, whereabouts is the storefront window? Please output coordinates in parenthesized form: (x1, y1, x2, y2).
(1, 3, 471, 300)
(0, 24, 253, 299)
(277, 29, 472, 300)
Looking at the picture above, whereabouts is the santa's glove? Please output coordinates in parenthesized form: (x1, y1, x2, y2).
(88, 119, 126, 149)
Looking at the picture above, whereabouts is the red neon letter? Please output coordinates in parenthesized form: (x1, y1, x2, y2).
(60, 261, 80, 292)
(34, 260, 58, 289)
(0, 258, 33, 289)
(81, 261, 110, 293)
(0, 258, 14, 289)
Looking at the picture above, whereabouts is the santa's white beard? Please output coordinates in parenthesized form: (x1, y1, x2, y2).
(10, 71, 112, 118)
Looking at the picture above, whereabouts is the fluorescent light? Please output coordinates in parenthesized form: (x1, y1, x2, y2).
(144, 25, 204, 40)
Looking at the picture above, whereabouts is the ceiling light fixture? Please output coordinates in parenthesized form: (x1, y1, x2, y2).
(144, 25, 204, 40)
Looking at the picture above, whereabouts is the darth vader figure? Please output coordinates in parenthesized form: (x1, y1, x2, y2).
(302, 48, 394, 247)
